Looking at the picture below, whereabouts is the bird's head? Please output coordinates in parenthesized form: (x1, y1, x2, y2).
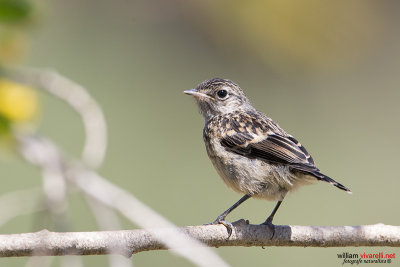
(184, 78, 253, 121)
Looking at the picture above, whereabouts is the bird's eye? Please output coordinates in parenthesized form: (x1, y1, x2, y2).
(217, 89, 228, 99)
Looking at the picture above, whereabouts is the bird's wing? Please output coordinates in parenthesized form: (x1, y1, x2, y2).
(220, 130, 353, 192)
(220, 131, 318, 173)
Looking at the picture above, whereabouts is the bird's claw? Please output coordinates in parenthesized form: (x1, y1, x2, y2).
(261, 219, 276, 239)
(205, 216, 234, 238)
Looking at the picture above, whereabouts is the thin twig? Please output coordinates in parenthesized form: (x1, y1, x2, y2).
(9, 68, 108, 169)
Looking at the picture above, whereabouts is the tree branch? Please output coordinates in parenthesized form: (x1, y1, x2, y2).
(0, 221, 399, 258)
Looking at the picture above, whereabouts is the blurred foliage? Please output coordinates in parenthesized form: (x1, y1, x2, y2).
(0, 78, 38, 122)
(0, 112, 9, 134)
(0, 0, 37, 150)
(0, 0, 35, 65)
(0, 78, 38, 157)
(0, 0, 32, 22)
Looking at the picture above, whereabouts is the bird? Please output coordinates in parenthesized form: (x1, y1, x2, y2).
(184, 78, 351, 237)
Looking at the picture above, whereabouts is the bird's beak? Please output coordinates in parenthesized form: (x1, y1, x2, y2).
(183, 89, 213, 100)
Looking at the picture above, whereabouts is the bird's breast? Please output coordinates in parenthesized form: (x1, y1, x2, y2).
(203, 132, 298, 201)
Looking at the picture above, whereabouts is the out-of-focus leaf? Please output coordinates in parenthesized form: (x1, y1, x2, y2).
(0, 0, 32, 23)
(0, 78, 38, 122)
(0, 114, 10, 134)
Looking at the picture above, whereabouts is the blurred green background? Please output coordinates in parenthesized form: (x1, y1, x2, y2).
(1, 0, 400, 266)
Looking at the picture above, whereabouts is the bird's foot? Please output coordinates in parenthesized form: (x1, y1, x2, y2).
(205, 216, 234, 238)
(261, 218, 275, 239)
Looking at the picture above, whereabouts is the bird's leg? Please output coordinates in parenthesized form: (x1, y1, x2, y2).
(206, 194, 251, 238)
(261, 199, 284, 239)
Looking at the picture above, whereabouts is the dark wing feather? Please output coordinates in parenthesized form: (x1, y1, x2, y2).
(221, 132, 318, 173)
(220, 128, 352, 193)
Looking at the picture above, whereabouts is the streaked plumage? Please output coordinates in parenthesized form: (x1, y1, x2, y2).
(184, 78, 351, 237)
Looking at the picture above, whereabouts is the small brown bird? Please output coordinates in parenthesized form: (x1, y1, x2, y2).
(184, 78, 351, 237)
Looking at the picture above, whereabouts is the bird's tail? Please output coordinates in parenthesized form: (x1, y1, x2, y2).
(312, 171, 352, 194)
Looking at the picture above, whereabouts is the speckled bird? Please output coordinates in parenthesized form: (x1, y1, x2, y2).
(184, 78, 351, 237)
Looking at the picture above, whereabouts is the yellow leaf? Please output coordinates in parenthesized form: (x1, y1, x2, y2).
(0, 78, 38, 122)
